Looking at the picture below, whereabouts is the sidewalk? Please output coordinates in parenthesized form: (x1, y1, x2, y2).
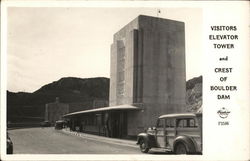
(61, 128, 138, 148)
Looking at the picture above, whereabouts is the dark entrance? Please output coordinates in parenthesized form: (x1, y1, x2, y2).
(106, 111, 127, 138)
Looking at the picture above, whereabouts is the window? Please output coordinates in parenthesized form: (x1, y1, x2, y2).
(189, 119, 198, 127)
(177, 118, 198, 128)
(177, 119, 187, 127)
(157, 119, 164, 128)
(165, 118, 175, 128)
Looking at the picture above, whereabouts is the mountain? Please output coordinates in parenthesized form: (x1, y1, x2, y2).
(8, 77, 109, 104)
(34, 77, 110, 103)
(7, 77, 110, 122)
(186, 76, 202, 113)
(7, 76, 202, 123)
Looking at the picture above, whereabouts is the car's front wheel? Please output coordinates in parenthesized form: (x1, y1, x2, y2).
(175, 143, 187, 154)
(139, 139, 149, 153)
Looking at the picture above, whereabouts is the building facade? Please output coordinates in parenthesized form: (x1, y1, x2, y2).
(110, 15, 186, 136)
(64, 15, 186, 138)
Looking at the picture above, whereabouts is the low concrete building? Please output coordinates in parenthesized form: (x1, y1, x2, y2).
(64, 15, 186, 138)
(45, 97, 69, 124)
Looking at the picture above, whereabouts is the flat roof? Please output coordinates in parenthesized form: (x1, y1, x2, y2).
(63, 104, 141, 117)
(159, 113, 200, 119)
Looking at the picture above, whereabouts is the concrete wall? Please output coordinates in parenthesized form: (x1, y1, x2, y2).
(134, 16, 186, 133)
(110, 18, 139, 106)
(110, 15, 186, 136)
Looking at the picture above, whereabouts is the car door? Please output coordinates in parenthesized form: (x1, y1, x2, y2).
(165, 118, 176, 150)
(156, 118, 166, 148)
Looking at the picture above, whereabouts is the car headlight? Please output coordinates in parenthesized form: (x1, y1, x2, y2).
(7, 139, 12, 145)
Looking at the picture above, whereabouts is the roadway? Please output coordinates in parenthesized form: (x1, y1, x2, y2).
(8, 127, 142, 154)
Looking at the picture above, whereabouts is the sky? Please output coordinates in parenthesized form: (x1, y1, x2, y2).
(7, 7, 202, 93)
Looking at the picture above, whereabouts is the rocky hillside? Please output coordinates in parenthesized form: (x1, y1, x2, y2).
(186, 76, 202, 113)
(8, 77, 109, 105)
(34, 77, 109, 103)
(7, 77, 110, 122)
(7, 76, 202, 123)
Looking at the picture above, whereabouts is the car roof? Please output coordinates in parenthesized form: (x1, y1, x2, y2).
(159, 113, 197, 119)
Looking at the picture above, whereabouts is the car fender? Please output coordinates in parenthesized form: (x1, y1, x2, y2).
(137, 133, 157, 148)
(173, 135, 196, 153)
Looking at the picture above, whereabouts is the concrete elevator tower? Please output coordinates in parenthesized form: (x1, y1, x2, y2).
(110, 15, 186, 136)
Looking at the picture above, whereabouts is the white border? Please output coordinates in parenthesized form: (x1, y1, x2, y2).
(1, 1, 250, 161)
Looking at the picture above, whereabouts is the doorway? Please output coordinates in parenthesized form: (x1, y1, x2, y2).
(109, 111, 127, 138)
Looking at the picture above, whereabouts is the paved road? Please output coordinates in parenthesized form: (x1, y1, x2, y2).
(8, 127, 141, 154)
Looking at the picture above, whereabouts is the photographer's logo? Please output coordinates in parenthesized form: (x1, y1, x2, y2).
(217, 107, 230, 119)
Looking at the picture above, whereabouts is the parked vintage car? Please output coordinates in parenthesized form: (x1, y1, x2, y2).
(136, 113, 202, 154)
(55, 120, 66, 130)
(40, 121, 51, 127)
(7, 132, 13, 154)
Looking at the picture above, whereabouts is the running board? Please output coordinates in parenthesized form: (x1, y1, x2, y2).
(150, 147, 172, 153)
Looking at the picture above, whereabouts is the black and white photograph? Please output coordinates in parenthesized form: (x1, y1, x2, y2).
(1, 1, 249, 161)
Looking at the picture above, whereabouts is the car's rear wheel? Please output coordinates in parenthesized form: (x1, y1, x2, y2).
(139, 139, 149, 153)
(175, 143, 187, 154)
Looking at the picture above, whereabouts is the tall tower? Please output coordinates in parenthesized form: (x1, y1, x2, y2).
(110, 15, 186, 136)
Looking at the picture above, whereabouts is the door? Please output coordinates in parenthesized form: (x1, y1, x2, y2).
(165, 118, 176, 149)
(110, 111, 127, 138)
(119, 111, 127, 138)
(156, 118, 166, 148)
